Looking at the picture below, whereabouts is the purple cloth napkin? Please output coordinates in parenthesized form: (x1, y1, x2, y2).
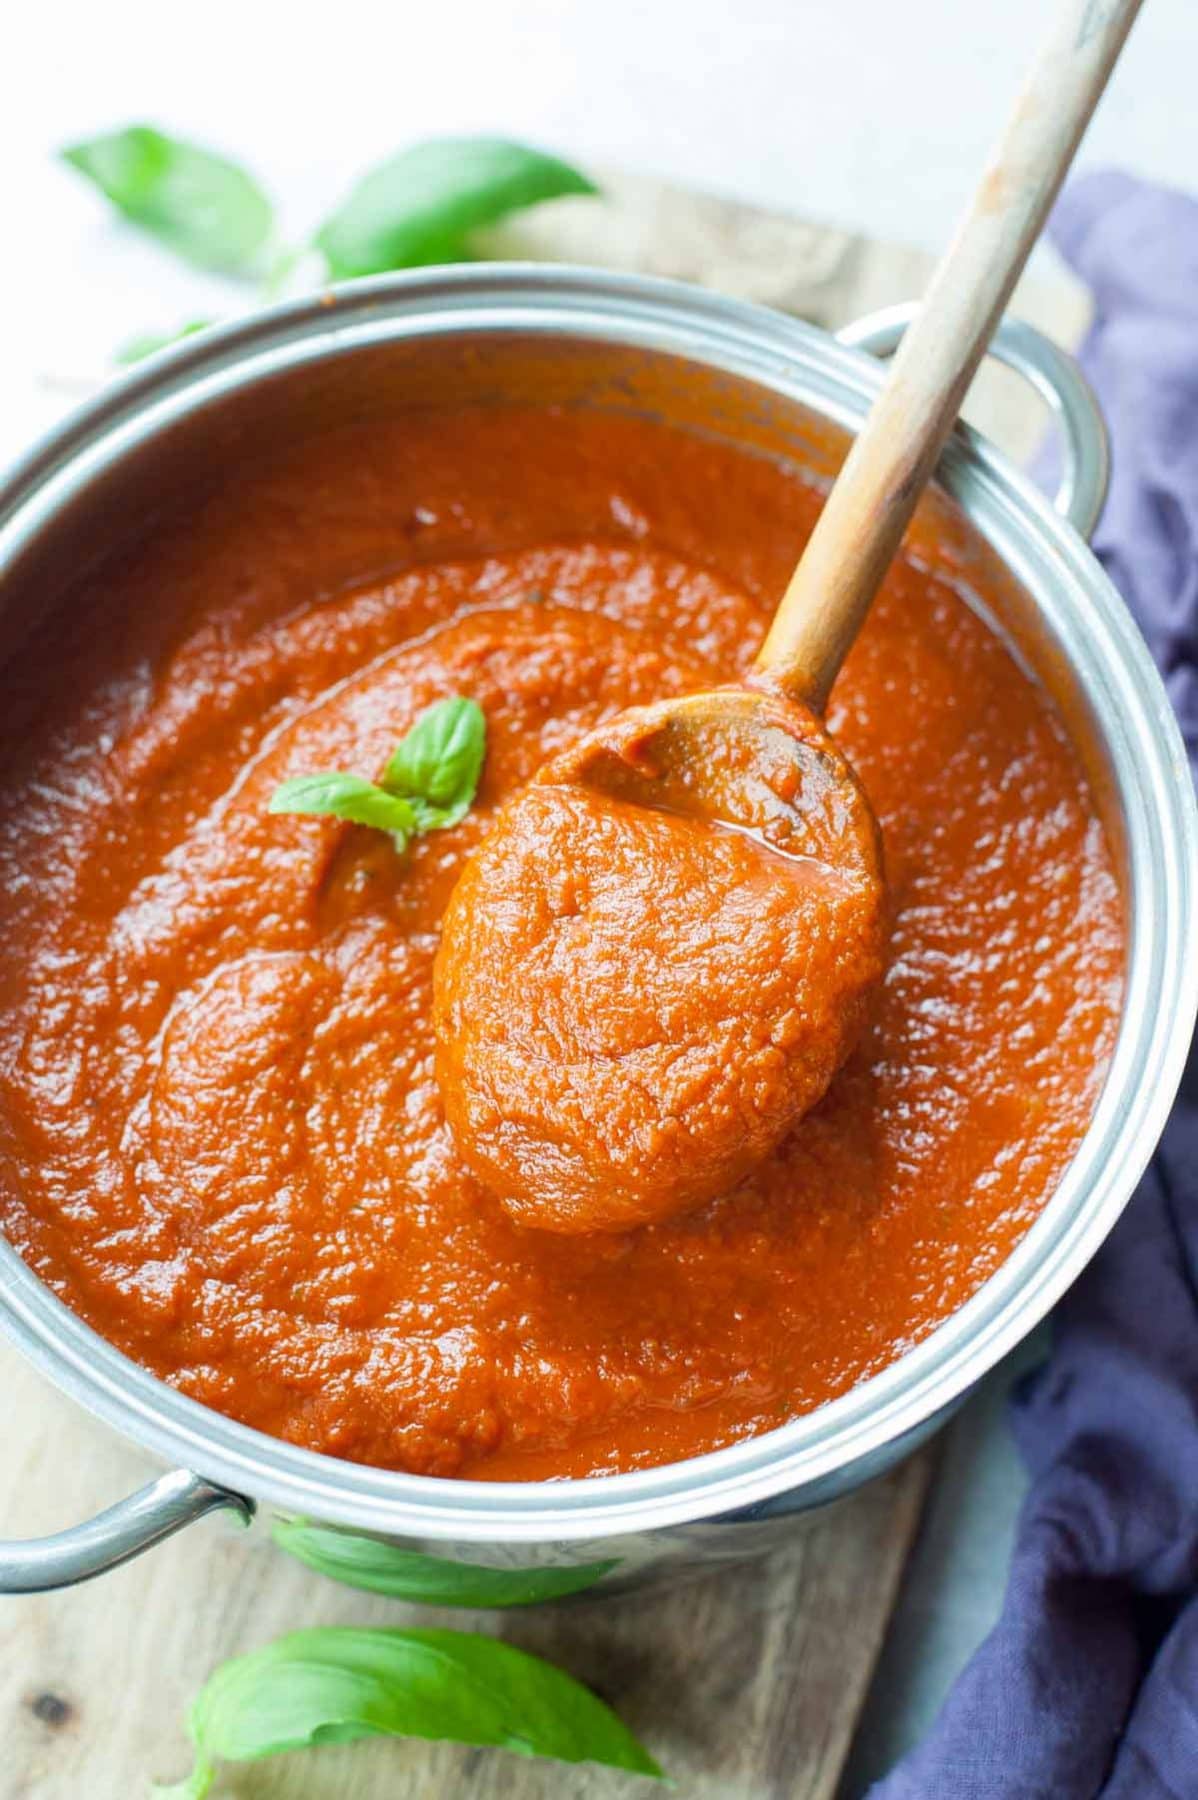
(871, 171, 1198, 1800)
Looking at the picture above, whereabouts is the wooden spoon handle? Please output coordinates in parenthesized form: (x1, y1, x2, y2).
(754, 0, 1142, 711)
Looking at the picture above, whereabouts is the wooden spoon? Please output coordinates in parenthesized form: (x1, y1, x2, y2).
(434, 0, 1142, 1235)
(568, 0, 1142, 858)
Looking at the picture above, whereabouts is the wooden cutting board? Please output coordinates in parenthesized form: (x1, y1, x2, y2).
(1, 1356, 932, 1800)
(0, 174, 1085, 1800)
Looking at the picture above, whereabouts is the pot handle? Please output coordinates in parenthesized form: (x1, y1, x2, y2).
(0, 1467, 254, 1593)
(836, 302, 1110, 543)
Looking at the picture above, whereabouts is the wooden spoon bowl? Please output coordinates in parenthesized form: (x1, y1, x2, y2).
(559, 684, 881, 883)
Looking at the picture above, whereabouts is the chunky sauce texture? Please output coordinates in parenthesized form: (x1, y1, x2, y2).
(434, 698, 886, 1233)
(0, 409, 1123, 1479)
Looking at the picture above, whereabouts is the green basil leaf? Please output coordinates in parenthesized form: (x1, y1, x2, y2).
(273, 1519, 617, 1606)
(268, 772, 416, 845)
(114, 319, 214, 365)
(61, 125, 273, 275)
(382, 696, 486, 831)
(314, 136, 596, 280)
(155, 1625, 663, 1797)
(268, 698, 485, 851)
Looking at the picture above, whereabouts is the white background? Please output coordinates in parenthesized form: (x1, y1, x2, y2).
(6, 0, 1198, 458)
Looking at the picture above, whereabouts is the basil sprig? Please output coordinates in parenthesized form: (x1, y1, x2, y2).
(61, 126, 274, 275)
(155, 1625, 663, 1797)
(269, 696, 485, 852)
(61, 126, 596, 361)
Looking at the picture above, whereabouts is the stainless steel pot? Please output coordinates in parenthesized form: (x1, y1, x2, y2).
(0, 268, 1194, 1598)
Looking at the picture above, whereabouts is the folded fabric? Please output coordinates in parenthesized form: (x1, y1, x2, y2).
(871, 171, 1198, 1800)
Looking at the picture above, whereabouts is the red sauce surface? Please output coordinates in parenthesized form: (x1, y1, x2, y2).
(434, 692, 886, 1234)
(0, 409, 1123, 1479)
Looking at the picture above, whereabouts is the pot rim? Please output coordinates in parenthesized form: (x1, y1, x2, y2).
(1, 263, 1194, 1542)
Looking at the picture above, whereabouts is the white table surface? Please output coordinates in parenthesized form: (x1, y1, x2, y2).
(5, 3, 1190, 1789)
(7, 0, 1198, 458)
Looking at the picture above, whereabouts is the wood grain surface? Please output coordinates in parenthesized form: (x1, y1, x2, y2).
(0, 1351, 931, 1800)
(3, 183, 1083, 1800)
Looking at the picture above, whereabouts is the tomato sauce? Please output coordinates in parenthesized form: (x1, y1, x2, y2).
(0, 407, 1123, 1480)
(434, 693, 886, 1234)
